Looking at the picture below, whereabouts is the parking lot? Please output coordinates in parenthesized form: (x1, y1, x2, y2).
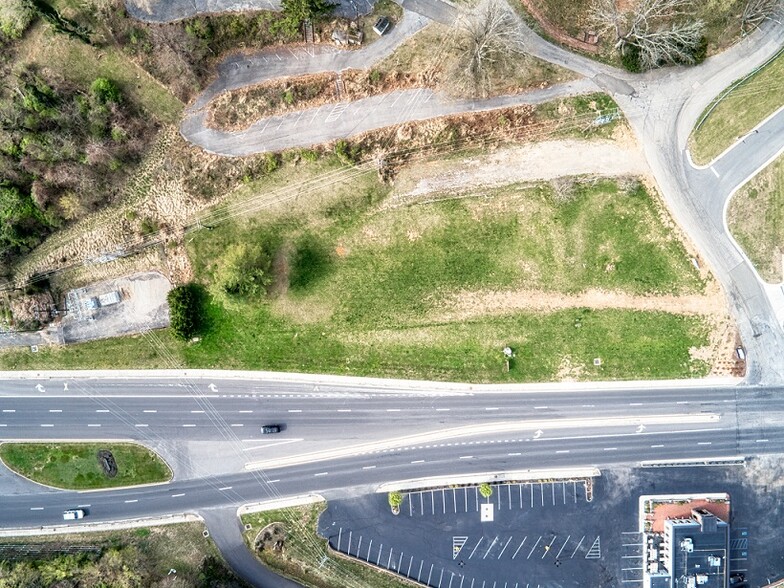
(318, 466, 781, 587)
(404, 481, 586, 518)
(320, 479, 610, 588)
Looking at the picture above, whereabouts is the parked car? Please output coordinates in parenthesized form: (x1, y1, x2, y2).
(62, 509, 85, 520)
(261, 425, 282, 434)
(373, 16, 391, 36)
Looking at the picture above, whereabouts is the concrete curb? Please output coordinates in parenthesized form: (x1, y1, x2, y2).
(0, 368, 743, 393)
(237, 494, 325, 517)
(377, 467, 601, 492)
(0, 513, 202, 538)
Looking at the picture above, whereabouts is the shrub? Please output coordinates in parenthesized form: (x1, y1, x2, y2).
(334, 139, 361, 165)
(167, 283, 203, 341)
(620, 44, 642, 73)
(91, 77, 122, 104)
(479, 483, 493, 499)
(388, 491, 403, 507)
(0, 0, 36, 40)
(214, 243, 272, 298)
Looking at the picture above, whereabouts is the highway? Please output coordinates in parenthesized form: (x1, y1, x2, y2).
(0, 374, 782, 531)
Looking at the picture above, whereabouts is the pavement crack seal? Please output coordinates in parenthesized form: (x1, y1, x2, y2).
(244, 413, 720, 470)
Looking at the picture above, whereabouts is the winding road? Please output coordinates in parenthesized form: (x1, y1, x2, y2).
(2, 1, 784, 586)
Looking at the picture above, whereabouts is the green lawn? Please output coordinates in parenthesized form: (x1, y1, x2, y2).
(0, 442, 172, 490)
(690, 48, 784, 165)
(240, 502, 416, 588)
(0, 170, 710, 381)
(727, 154, 784, 282)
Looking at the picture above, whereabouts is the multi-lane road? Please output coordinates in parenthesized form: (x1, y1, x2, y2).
(0, 374, 782, 530)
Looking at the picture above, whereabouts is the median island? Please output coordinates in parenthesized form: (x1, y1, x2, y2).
(0, 442, 172, 490)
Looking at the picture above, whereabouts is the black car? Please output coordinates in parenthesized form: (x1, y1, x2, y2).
(261, 425, 282, 434)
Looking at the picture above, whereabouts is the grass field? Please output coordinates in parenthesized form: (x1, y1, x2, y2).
(0, 442, 172, 490)
(0, 523, 248, 588)
(17, 22, 183, 124)
(690, 48, 784, 165)
(241, 502, 415, 588)
(0, 167, 710, 381)
(727, 154, 784, 282)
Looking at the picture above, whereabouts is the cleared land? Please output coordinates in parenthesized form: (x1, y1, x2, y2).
(690, 48, 784, 164)
(727, 154, 784, 282)
(0, 523, 248, 588)
(0, 442, 171, 490)
(0, 155, 719, 381)
(241, 502, 415, 588)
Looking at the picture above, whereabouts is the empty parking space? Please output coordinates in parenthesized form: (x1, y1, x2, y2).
(405, 481, 588, 518)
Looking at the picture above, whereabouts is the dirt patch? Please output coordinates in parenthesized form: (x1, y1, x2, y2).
(386, 139, 648, 206)
(436, 288, 727, 320)
(520, 0, 601, 53)
(556, 356, 586, 381)
(268, 243, 293, 298)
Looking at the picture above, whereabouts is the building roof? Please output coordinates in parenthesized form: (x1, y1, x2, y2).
(667, 511, 729, 588)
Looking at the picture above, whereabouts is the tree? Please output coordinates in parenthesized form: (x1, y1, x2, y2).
(214, 242, 272, 298)
(167, 283, 203, 341)
(741, 0, 783, 33)
(589, 0, 706, 70)
(0, 183, 50, 258)
(479, 482, 493, 500)
(452, 0, 524, 97)
(277, 0, 336, 37)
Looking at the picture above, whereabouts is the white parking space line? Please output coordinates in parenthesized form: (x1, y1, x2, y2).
(542, 536, 557, 559)
(511, 538, 527, 559)
(571, 536, 585, 558)
(527, 537, 541, 559)
(483, 536, 498, 559)
(556, 535, 571, 559)
(468, 538, 483, 559)
(497, 537, 513, 559)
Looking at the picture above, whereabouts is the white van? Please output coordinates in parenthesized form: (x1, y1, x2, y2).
(62, 509, 85, 520)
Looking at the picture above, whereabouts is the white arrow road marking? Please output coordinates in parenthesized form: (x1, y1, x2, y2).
(35, 384, 45, 393)
(208, 384, 218, 392)
(533, 430, 544, 439)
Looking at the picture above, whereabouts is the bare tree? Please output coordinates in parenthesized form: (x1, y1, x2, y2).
(452, 0, 525, 97)
(741, 0, 783, 33)
(589, 0, 705, 70)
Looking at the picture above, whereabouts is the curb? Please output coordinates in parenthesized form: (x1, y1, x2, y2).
(0, 513, 203, 538)
(237, 494, 325, 517)
(377, 468, 601, 492)
(0, 368, 743, 393)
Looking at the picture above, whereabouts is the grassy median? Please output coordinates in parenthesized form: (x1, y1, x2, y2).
(727, 154, 784, 282)
(690, 49, 784, 165)
(0, 442, 171, 490)
(241, 502, 416, 588)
